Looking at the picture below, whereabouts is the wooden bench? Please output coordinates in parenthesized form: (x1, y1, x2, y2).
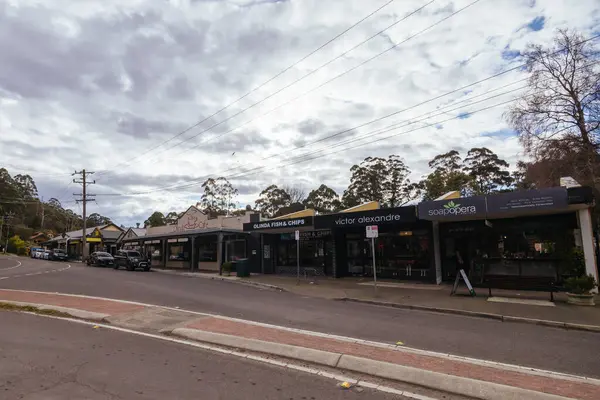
(483, 275, 557, 302)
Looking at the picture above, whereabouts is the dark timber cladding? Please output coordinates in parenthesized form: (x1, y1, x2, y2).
(314, 206, 416, 229)
(243, 216, 313, 231)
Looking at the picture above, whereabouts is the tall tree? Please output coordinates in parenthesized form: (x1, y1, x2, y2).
(87, 213, 112, 226)
(200, 177, 238, 216)
(254, 185, 291, 218)
(144, 211, 166, 227)
(13, 174, 38, 199)
(342, 155, 414, 208)
(282, 185, 306, 204)
(505, 29, 600, 192)
(463, 147, 513, 195)
(165, 211, 179, 225)
(304, 184, 341, 213)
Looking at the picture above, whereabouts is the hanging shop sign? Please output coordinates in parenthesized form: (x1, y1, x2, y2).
(280, 230, 332, 241)
(418, 196, 487, 221)
(243, 217, 313, 231)
(486, 187, 568, 215)
(314, 207, 416, 229)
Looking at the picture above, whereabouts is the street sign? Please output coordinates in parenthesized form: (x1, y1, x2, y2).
(366, 225, 378, 238)
(295, 230, 300, 241)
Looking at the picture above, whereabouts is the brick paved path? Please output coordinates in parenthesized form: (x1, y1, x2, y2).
(187, 317, 600, 400)
(2, 289, 599, 399)
(0, 289, 145, 315)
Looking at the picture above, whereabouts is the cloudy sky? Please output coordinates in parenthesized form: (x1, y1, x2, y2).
(1, 0, 599, 227)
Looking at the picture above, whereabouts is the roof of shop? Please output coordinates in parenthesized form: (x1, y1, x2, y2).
(121, 227, 246, 242)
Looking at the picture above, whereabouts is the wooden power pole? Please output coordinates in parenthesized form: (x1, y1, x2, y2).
(73, 169, 95, 259)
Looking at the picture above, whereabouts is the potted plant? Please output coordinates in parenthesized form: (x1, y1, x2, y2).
(565, 274, 598, 306)
(221, 262, 233, 277)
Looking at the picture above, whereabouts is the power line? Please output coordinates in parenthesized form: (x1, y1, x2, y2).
(97, 81, 524, 197)
(95, 0, 400, 177)
(101, 76, 529, 197)
(126, 0, 478, 170)
(95, 34, 600, 197)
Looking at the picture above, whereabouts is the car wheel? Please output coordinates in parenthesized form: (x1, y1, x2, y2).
(113, 264, 119, 270)
(144, 267, 151, 272)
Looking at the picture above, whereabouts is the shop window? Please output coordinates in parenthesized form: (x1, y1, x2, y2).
(277, 241, 297, 266)
(226, 240, 246, 262)
(168, 242, 190, 261)
(198, 240, 217, 262)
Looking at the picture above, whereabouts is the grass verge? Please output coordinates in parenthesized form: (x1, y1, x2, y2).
(0, 302, 73, 318)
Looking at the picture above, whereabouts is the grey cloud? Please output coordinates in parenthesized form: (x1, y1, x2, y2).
(166, 76, 194, 100)
(96, 172, 200, 193)
(297, 119, 326, 136)
(203, 130, 272, 153)
(114, 112, 187, 139)
(229, 181, 263, 195)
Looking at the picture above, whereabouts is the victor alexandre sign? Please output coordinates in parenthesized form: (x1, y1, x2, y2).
(314, 207, 417, 229)
(418, 196, 487, 221)
(243, 216, 313, 232)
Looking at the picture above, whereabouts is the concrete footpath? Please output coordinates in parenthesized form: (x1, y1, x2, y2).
(1, 289, 599, 400)
(154, 270, 600, 332)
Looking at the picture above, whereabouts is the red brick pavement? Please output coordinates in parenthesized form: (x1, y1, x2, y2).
(187, 317, 600, 400)
(0, 290, 145, 315)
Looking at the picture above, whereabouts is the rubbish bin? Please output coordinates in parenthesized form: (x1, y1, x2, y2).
(235, 258, 250, 277)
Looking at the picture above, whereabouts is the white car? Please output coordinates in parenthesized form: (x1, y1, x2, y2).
(42, 250, 51, 260)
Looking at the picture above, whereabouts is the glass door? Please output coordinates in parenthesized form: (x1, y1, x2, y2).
(346, 239, 371, 276)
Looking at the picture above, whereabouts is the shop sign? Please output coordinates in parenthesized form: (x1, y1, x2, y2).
(314, 207, 416, 229)
(279, 230, 331, 241)
(243, 217, 313, 231)
(418, 196, 486, 221)
(366, 225, 378, 238)
(486, 187, 568, 215)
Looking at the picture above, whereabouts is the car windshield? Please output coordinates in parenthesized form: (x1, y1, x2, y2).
(97, 252, 112, 257)
(127, 251, 141, 257)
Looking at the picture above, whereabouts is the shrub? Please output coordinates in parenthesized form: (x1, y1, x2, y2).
(565, 274, 598, 295)
(7, 235, 26, 255)
(221, 262, 233, 276)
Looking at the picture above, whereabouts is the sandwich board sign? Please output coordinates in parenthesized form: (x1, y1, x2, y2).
(451, 269, 475, 296)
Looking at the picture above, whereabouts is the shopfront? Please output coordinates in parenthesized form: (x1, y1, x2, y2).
(122, 228, 261, 273)
(243, 213, 334, 276)
(314, 206, 434, 281)
(418, 187, 598, 287)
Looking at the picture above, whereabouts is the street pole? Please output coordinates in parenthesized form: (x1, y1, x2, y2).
(296, 230, 300, 284)
(73, 169, 95, 260)
(0, 215, 4, 252)
(372, 237, 377, 294)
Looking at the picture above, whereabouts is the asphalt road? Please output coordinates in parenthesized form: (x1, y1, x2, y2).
(2, 256, 600, 379)
(0, 311, 402, 400)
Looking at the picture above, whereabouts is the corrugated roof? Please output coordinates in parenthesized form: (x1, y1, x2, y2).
(122, 227, 245, 242)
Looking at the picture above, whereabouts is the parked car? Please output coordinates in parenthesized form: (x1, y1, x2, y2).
(50, 249, 68, 261)
(87, 252, 115, 267)
(42, 250, 51, 260)
(114, 250, 150, 271)
(30, 247, 43, 259)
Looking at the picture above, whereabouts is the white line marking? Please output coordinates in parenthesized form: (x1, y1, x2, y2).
(1, 288, 598, 386)
(0, 264, 71, 281)
(0, 259, 22, 271)
(14, 312, 435, 399)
